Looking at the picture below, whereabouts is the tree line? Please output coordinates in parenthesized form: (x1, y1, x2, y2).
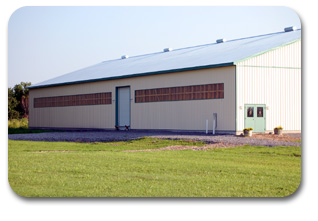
(8, 82, 31, 119)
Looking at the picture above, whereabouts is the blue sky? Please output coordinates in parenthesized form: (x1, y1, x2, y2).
(8, 6, 301, 87)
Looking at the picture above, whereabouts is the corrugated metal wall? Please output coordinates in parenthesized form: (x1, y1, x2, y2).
(29, 66, 236, 131)
(236, 40, 301, 132)
(237, 40, 301, 68)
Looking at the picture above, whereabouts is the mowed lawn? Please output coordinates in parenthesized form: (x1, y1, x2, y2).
(8, 138, 301, 197)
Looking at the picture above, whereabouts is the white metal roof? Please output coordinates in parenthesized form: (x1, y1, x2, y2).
(29, 29, 301, 89)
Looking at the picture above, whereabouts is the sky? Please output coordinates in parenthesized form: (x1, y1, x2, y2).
(8, 6, 301, 87)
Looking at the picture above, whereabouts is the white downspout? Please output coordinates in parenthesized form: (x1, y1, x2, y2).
(206, 119, 208, 134)
(213, 113, 217, 135)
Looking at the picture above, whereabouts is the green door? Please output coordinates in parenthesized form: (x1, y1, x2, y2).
(244, 104, 266, 133)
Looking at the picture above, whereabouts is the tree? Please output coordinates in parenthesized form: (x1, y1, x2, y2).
(8, 82, 31, 119)
(21, 95, 29, 118)
(8, 88, 19, 119)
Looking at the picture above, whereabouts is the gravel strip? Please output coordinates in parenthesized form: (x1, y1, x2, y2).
(149, 135, 300, 147)
(8, 130, 301, 147)
(124, 143, 241, 152)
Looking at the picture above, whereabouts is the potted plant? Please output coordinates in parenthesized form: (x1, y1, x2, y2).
(274, 126, 283, 135)
(243, 128, 253, 137)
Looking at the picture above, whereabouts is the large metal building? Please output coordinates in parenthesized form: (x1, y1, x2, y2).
(28, 27, 301, 134)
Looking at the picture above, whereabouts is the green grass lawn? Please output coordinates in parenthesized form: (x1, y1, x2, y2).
(8, 138, 301, 197)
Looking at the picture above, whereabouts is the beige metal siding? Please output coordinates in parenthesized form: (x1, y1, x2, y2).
(29, 66, 236, 131)
(29, 88, 115, 129)
(236, 40, 301, 132)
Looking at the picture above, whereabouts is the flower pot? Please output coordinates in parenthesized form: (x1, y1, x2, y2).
(244, 130, 252, 137)
(274, 129, 282, 135)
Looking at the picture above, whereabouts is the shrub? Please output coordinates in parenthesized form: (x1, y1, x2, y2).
(274, 126, 283, 130)
(8, 118, 28, 129)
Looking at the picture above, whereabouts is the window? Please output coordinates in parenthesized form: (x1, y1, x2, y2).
(247, 107, 254, 117)
(257, 107, 263, 117)
(135, 83, 224, 103)
(34, 92, 112, 108)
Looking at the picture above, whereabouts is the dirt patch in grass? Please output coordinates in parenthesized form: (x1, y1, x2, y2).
(244, 133, 301, 142)
(34, 150, 76, 153)
(124, 142, 241, 152)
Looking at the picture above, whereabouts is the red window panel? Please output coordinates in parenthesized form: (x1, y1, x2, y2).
(200, 85, 204, 93)
(202, 92, 206, 99)
(216, 91, 220, 99)
(34, 92, 112, 108)
(57, 97, 64, 106)
(135, 83, 225, 103)
(212, 84, 217, 92)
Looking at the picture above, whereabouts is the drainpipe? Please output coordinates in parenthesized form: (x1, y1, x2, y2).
(206, 119, 208, 134)
(213, 113, 217, 135)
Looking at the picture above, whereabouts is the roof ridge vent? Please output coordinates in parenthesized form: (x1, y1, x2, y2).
(284, 26, 297, 32)
(163, 48, 173, 52)
(121, 55, 129, 59)
(216, 38, 226, 43)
